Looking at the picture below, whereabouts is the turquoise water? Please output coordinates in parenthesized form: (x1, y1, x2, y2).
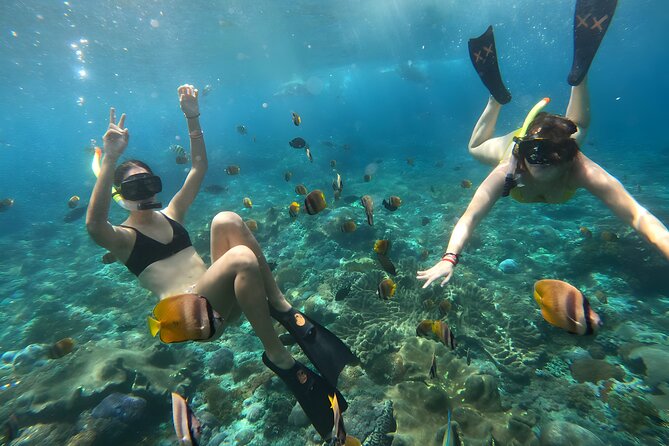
(1, 1, 668, 445)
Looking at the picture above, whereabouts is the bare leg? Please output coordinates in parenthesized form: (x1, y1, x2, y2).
(210, 211, 290, 312)
(468, 96, 514, 166)
(196, 244, 294, 368)
(565, 76, 590, 145)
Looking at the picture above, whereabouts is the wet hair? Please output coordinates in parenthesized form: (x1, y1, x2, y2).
(520, 112, 580, 165)
(113, 160, 154, 187)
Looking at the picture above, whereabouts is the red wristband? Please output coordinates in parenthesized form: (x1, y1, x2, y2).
(441, 253, 459, 266)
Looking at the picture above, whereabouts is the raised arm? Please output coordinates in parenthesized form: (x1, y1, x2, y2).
(86, 108, 133, 250)
(164, 84, 208, 223)
(579, 156, 669, 260)
(417, 164, 507, 287)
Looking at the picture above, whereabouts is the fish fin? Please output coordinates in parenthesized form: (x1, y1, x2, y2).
(148, 317, 161, 337)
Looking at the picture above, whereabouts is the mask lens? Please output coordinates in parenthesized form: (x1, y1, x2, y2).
(519, 139, 552, 165)
(120, 174, 162, 201)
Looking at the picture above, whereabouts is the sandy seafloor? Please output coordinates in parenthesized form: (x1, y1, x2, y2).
(1, 130, 669, 446)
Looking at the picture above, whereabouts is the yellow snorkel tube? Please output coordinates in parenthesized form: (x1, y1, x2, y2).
(502, 97, 550, 197)
(92, 147, 131, 210)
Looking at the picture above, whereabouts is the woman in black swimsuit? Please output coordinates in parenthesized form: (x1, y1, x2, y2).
(85, 85, 356, 441)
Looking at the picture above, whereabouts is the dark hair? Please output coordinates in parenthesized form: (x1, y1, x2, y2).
(520, 112, 580, 165)
(114, 160, 154, 187)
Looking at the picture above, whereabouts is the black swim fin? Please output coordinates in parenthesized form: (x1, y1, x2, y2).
(468, 25, 511, 105)
(568, 0, 618, 86)
(269, 306, 358, 388)
(262, 352, 347, 439)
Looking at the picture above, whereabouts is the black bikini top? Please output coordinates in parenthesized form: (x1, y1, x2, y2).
(119, 213, 193, 277)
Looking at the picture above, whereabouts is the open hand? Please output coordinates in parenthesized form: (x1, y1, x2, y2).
(102, 108, 129, 159)
(178, 84, 199, 118)
(416, 260, 455, 288)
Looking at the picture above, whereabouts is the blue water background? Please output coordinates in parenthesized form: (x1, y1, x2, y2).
(0, 0, 667, 234)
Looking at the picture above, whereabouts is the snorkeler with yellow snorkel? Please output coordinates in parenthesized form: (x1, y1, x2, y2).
(418, 0, 669, 288)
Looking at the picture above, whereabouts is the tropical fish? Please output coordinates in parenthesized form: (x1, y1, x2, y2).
(148, 294, 222, 343)
(376, 253, 397, 276)
(295, 184, 308, 195)
(382, 196, 402, 212)
(201, 84, 212, 96)
(460, 179, 472, 189)
(579, 226, 592, 238)
(373, 239, 390, 256)
(102, 252, 117, 264)
(244, 219, 258, 232)
(438, 299, 451, 315)
(363, 174, 372, 182)
(68, 195, 80, 209)
(288, 202, 300, 218)
(305, 147, 313, 162)
(429, 352, 437, 379)
(332, 174, 343, 200)
(466, 348, 471, 366)
(377, 278, 396, 300)
(304, 190, 327, 215)
(64, 205, 87, 223)
(48, 337, 75, 359)
(204, 184, 227, 194)
(171, 392, 202, 446)
(0, 198, 14, 211)
(289, 137, 306, 148)
(416, 320, 456, 350)
(329, 394, 361, 446)
(360, 195, 374, 226)
(291, 111, 301, 126)
(407, 158, 415, 166)
(171, 144, 189, 164)
(341, 220, 357, 233)
(432, 320, 456, 350)
(330, 159, 337, 168)
(421, 216, 430, 226)
(243, 197, 253, 208)
(236, 125, 247, 135)
(284, 171, 292, 182)
(533, 279, 602, 335)
(226, 165, 240, 175)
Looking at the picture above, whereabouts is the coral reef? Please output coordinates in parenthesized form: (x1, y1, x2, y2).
(386, 337, 539, 445)
(569, 358, 625, 383)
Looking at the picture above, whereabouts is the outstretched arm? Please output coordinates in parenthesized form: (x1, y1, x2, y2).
(579, 156, 669, 260)
(86, 108, 133, 251)
(165, 84, 208, 223)
(417, 165, 507, 287)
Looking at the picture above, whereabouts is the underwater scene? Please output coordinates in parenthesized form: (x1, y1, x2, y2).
(1, 0, 669, 445)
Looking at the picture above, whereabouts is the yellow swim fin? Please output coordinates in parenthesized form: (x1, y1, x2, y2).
(147, 316, 161, 337)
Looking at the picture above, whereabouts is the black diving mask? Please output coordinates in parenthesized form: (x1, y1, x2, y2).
(514, 137, 555, 165)
(120, 173, 163, 201)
